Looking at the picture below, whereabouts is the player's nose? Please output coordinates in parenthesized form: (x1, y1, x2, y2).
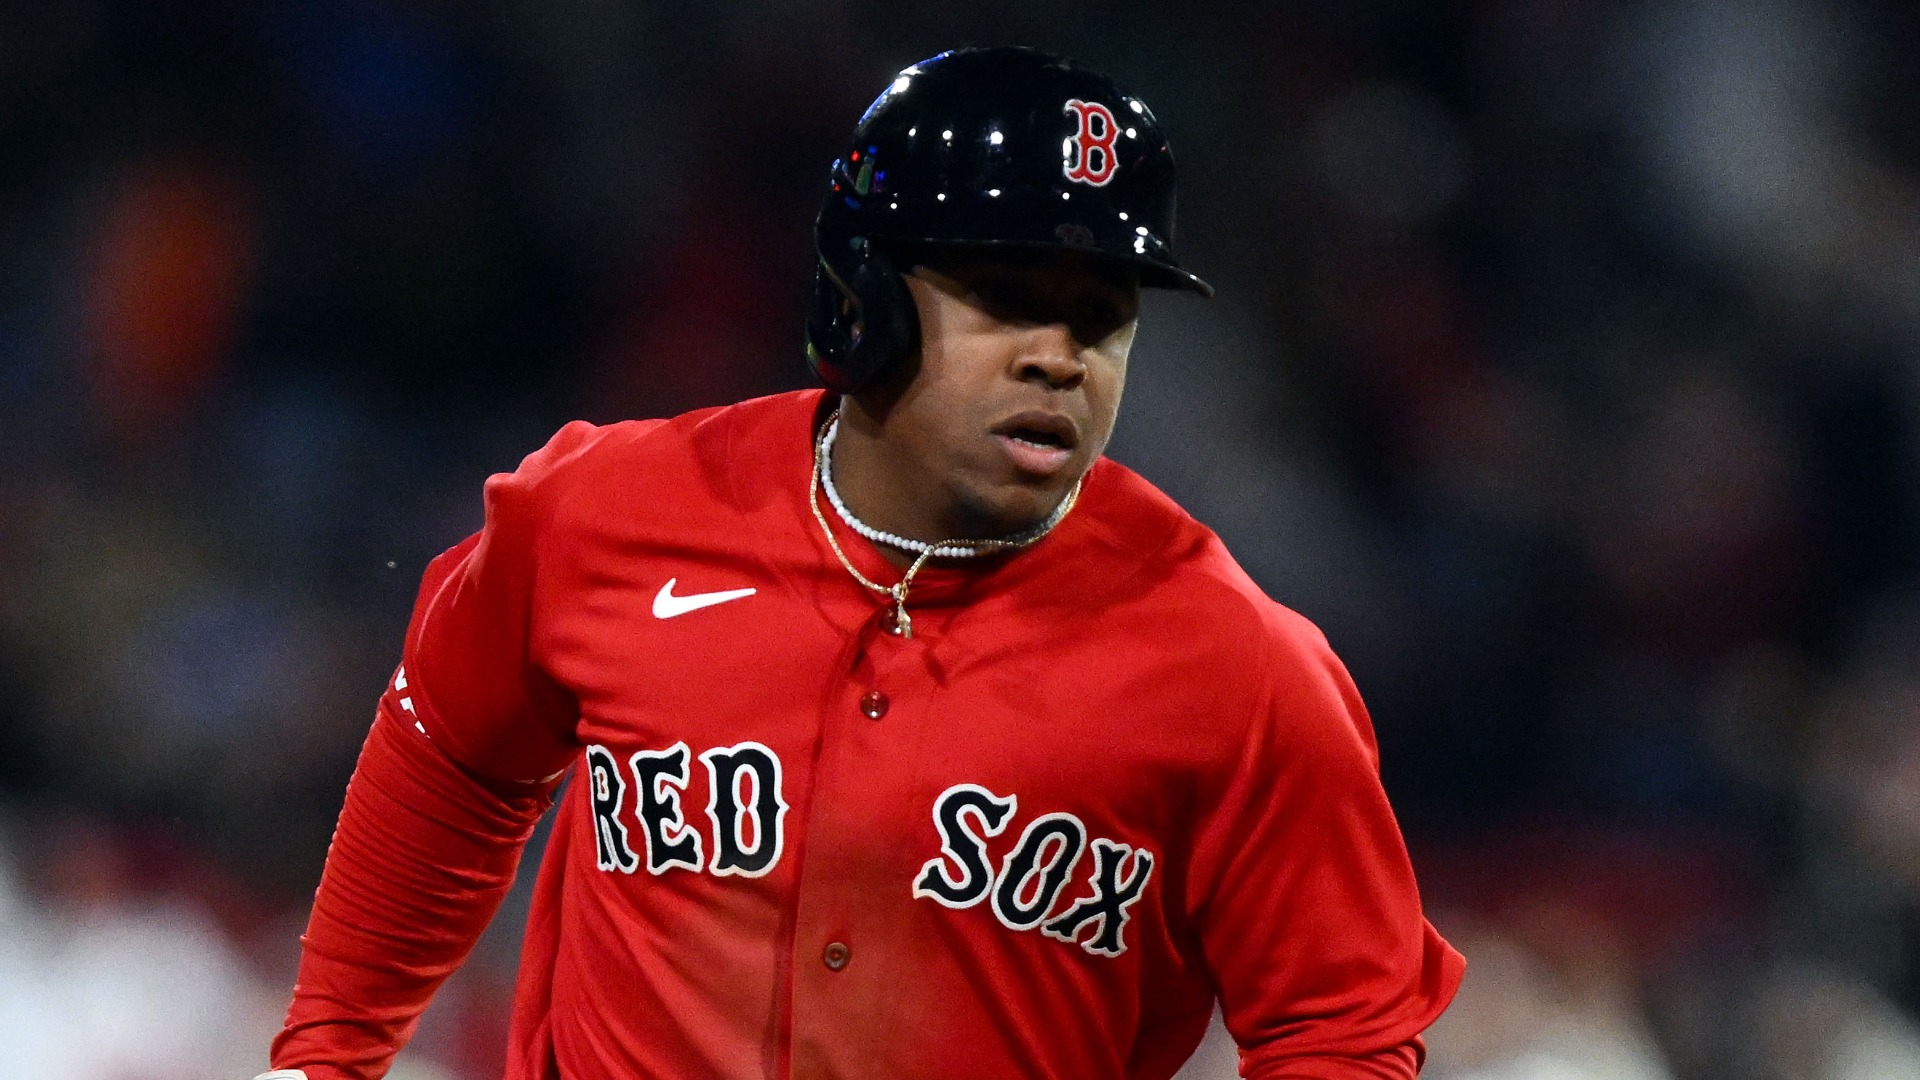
(1011, 324, 1086, 390)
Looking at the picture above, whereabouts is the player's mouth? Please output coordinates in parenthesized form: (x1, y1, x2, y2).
(990, 411, 1079, 477)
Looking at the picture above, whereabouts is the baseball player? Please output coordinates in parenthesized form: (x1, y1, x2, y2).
(257, 47, 1463, 1080)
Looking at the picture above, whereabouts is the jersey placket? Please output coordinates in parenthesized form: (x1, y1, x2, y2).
(785, 606, 947, 1080)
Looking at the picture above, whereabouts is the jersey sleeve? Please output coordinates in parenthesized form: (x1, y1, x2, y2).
(396, 419, 619, 784)
(1187, 614, 1464, 1079)
(270, 420, 649, 1077)
(270, 701, 554, 1080)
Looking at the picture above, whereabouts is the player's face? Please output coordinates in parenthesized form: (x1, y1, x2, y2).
(845, 248, 1139, 540)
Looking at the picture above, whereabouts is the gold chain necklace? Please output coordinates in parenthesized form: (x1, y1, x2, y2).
(809, 410, 1082, 638)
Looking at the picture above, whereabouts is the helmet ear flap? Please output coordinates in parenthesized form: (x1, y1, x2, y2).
(805, 240, 919, 394)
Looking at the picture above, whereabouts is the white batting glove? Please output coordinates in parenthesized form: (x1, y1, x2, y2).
(254, 1072, 309, 1079)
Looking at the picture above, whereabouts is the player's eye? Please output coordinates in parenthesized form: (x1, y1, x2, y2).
(974, 276, 1028, 314)
(1077, 300, 1119, 330)
(1070, 295, 1133, 345)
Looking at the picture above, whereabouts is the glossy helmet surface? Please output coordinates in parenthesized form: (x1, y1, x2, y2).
(805, 46, 1213, 393)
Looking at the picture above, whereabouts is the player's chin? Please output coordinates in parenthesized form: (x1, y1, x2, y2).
(953, 467, 1083, 539)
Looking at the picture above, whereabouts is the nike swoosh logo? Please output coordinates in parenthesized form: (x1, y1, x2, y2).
(653, 578, 757, 619)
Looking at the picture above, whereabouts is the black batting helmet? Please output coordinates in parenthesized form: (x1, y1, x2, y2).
(805, 46, 1213, 394)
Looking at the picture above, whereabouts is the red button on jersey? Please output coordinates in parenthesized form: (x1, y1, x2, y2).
(822, 941, 851, 971)
(859, 690, 889, 719)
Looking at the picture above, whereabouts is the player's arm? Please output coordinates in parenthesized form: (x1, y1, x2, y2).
(267, 423, 604, 1080)
(270, 691, 560, 1080)
(1190, 614, 1464, 1079)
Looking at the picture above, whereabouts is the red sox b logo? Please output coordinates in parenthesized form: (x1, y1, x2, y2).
(1062, 99, 1120, 186)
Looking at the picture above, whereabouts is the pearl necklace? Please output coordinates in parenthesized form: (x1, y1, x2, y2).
(809, 411, 1083, 637)
(818, 414, 1084, 558)
(820, 417, 987, 558)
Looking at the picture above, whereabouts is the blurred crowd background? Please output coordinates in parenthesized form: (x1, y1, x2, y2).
(1, 0, 1917, 1077)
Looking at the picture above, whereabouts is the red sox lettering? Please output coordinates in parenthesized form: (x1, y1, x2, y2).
(914, 783, 1155, 957)
(585, 741, 787, 878)
(587, 753, 1156, 957)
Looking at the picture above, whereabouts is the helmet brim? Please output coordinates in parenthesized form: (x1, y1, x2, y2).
(887, 237, 1215, 299)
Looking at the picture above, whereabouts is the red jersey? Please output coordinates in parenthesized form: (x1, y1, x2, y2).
(278, 389, 1462, 1080)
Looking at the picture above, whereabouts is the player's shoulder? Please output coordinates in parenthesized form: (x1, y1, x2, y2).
(1086, 461, 1366, 757)
(488, 390, 820, 509)
(1085, 457, 1337, 672)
